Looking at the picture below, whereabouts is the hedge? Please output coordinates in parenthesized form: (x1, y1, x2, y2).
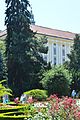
(0, 106, 23, 113)
(24, 89, 48, 101)
(0, 115, 26, 120)
(0, 105, 32, 120)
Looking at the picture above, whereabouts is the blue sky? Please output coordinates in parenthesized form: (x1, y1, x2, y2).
(0, 0, 80, 33)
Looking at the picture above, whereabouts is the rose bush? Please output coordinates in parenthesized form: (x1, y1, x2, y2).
(47, 95, 80, 120)
(0, 95, 80, 120)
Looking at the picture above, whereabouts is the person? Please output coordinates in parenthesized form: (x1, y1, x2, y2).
(3, 94, 9, 104)
(20, 94, 27, 104)
(71, 90, 76, 98)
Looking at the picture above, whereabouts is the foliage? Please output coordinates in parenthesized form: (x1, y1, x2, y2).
(0, 80, 12, 97)
(68, 34, 80, 91)
(20, 104, 52, 120)
(0, 97, 80, 120)
(47, 94, 80, 120)
(0, 52, 4, 80)
(5, 0, 48, 97)
(24, 89, 48, 101)
(0, 105, 26, 120)
(41, 65, 72, 96)
(29, 107, 52, 120)
(0, 115, 26, 120)
(0, 40, 7, 80)
(0, 106, 24, 113)
(36, 35, 48, 54)
(25, 35, 48, 91)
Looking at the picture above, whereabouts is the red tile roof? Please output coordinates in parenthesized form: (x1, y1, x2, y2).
(31, 25, 75, 40)
(0, 30, 6, 38)
(0, 25, 75, 40)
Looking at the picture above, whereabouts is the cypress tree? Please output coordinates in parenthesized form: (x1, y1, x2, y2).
(68, 34, 80, 91)
(0, 51, 3, 80)
(5, 0, 47, 96)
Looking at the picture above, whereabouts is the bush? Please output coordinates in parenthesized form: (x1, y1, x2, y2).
(0, 106, 23, 113)
(0, 106, 27, 120)
(41, 65, 72, 96)
(0, 115, 26, 120)
(24, 89, 48, 101)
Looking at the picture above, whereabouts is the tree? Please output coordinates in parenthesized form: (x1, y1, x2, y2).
(68, 34, 80, 91)
(0, 52, 3, 80)
(0, 80, 12, 97)
(28, 36, 48, 90)
(5, 0, 47, 96)
(41, 66, 72, 96)
(0, 40, 7, 81)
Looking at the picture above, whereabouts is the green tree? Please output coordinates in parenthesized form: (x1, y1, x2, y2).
(41, 66, 72, 96)
(5, 0, 47, 96)
(68, 34, 80, 91)
(0, 52, 3, 80)
(28, 36, 48, 90)
(0, 80, 12, 97)
(0, 40, 7, 81)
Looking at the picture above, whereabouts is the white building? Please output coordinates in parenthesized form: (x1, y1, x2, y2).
(31, 25, 75, 65)
(0, 24, 75, 65)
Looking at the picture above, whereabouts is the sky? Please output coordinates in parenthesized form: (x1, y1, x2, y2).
(0, 0, 80, 33)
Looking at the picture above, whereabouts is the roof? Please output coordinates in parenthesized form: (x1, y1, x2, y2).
(31, 25, 75, 40)
(0, 30, 6, 38)
(0, 25, 75, 40)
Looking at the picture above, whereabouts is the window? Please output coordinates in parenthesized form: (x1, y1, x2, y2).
(62, 45, 65, 56)
(54, 47, 56, 55)
(62, 49, 65, 56)
(54, 57, 56, 65)
(53, 43, 56, 55)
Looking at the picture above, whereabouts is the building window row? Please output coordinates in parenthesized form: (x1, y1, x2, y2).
(53, 43, 65, 56)
(52, 43, 66, 65)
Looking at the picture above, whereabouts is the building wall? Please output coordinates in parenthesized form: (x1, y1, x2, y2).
(36, 34, 73, 66)
(0, 25, 74, 66)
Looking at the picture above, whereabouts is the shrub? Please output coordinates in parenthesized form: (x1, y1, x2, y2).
(41, 65, 72, 96)
(0, 106, 23, 113)
(47, 95, 80, 120)
(24, 89, 48, 101)
(0, 106, 27, 120)
(0, 80, 12, 97)
(0, 115, 26, 120)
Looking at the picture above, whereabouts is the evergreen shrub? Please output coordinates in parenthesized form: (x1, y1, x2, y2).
(0, 106, 23, 113)
(0, 115, 26, 120)
(24, 89, 48, 101)
(41, 66, 72, 96)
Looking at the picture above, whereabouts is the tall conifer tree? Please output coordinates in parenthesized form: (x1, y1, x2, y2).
(5, 0, 47, 96)
(0, 52, 3, 80)
(68, 34, 80, 91)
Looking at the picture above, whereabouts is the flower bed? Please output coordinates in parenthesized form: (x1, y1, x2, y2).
(18, 96, 80, 120)
(0, 96, 80, 120)
(47, 95, 80, 120)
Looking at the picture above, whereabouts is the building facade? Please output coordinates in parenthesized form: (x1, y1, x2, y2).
(0, 25, 75, 65)
(31, 25, 75, 65)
